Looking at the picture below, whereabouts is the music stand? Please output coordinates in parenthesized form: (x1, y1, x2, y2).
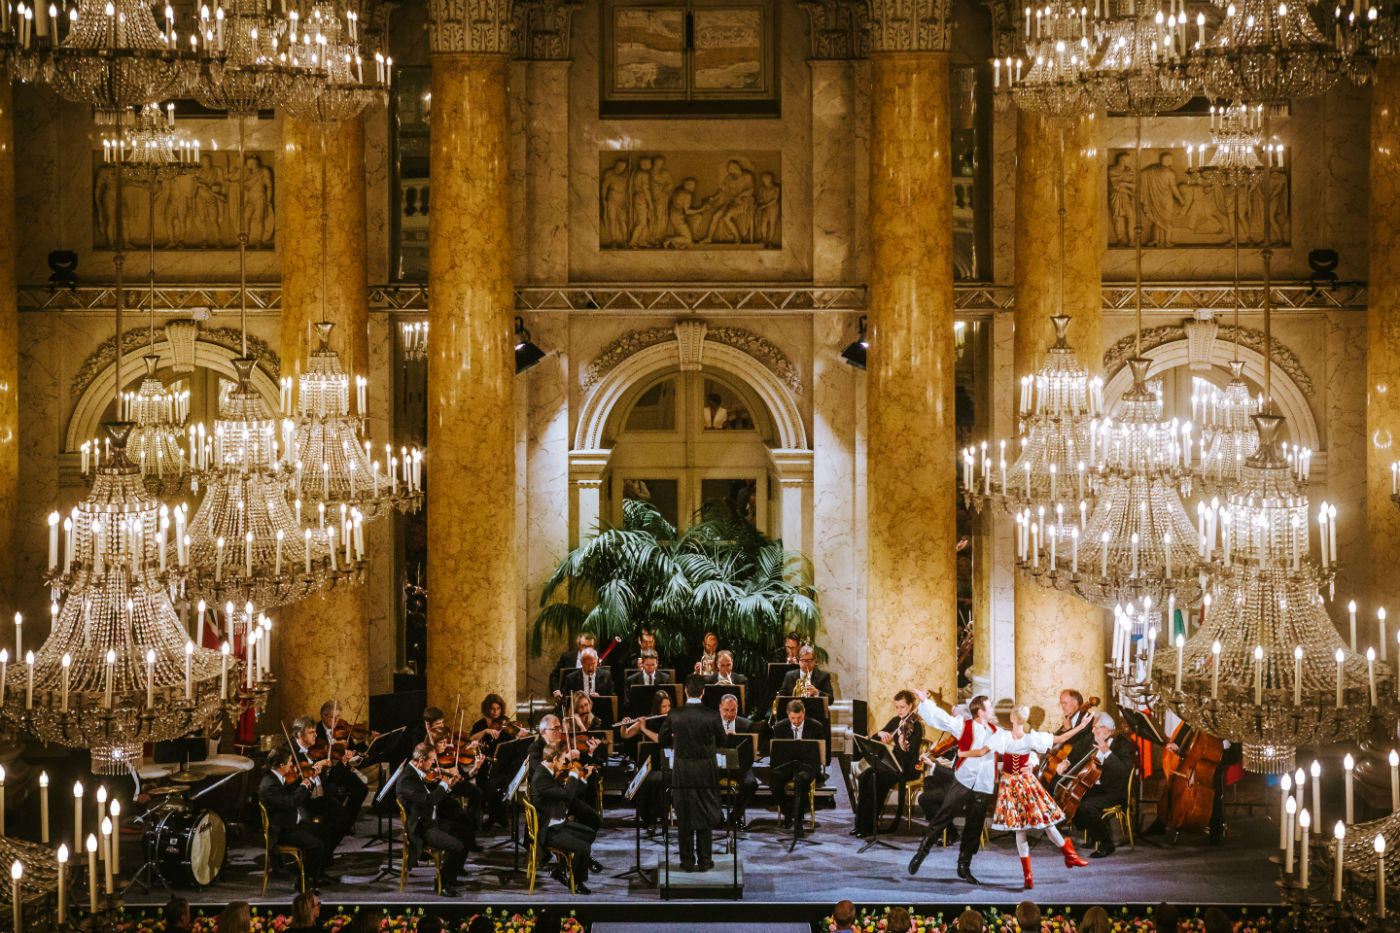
(769, 738, 824, 852)
(852, 734, 903, 853)
(361, 727, 407, 851)
(589, 695, 618, 725)
(616, 758, 654, 883)
(626, 684, 676, 717)
(486, 737, 535, 852)
(701, 683, 745, 711)
(368, 760, 409, 882)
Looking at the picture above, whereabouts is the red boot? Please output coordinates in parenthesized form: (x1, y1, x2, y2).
(1061, 838, 1089, 867)
(1020, 856, 1034, 889)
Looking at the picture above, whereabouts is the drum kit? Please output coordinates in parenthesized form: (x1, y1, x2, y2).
(128, 755, 252, 891)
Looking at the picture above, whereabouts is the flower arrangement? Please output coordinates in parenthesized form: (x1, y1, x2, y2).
(116, 906, 574, 933)
(819, 906, 1290, 932)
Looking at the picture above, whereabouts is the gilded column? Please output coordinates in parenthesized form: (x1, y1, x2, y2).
(1012, 111, 1106, 720)
(426, 0, 517, 706)
(276, 115, 371, 721)
(865, 0, 958, 702)
(0, 81, 14, 613)
(1369, 59, 1400, 612)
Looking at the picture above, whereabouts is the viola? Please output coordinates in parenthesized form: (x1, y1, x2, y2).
(332, 719, 371, 744)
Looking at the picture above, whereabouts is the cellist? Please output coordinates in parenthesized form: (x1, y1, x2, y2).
(1143, 709, 1242, 845)
(1069, 713, 1135, 859)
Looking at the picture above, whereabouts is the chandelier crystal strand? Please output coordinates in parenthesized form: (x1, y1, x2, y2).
(998, 0, 1100, 118)
(1190, 0, 1344, 104)
(1084, 0, 1196, 115)
(191, 0, 289, 114)
(276, 0, 388, 124)
(43, 0, 193, 111)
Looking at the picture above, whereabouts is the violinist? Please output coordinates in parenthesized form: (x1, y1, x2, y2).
(290, 716, 354, 848)
(853, 690, 924, 838)
(529, 743, 598, 894)
(1070, 713, 1135, 859)
(471, 694, 529, 828)
(467, 694, 520, 750)
(429, 727, 485, 834)
(403, 705, 447, 762)
(398, 743, 472, 897)
(528, 716, 603, 832)
(257, 746, 337, 889)
(566, 691, 605, 734)
(315, 701, 372, 820)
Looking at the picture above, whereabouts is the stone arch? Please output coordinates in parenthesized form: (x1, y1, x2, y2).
(66, 339, 281, 452)
(1102, 338, 1321, 453)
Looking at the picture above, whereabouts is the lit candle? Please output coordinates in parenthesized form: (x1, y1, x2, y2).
(304, 529, 312, 575)
(1337, 649, 1346, 708)
(12, 614, 20, 669)
(1378, 835, 1388, 919)
(1370, 648, 1378, 706)
(60, 653, 70, 712)
(1350, 601, 1358, 651)
(1346, 754, 1356, 824)
(10, 860, 20, 933)
(47, 511, 58, 570)
(1334, 821, 1346, 901)
(220, 642, 229, 699)
(108, 799, 120, 876)
(1313, 760, 1323, 828)
(1286, 796, 1297, 873)
(1294, 646, 1303, 706)
(25, 651, 33, 710)
(1300, 808, 1312, 888)
(95, 786, 105, 861)
(1211, 640, 1222, 699)
(275, 529, 284, 576)
(55, 845, 66, 921)
(72, 782, 82, 854)
(244, 531, 253, 577)
(1281, 775, 1293, 850)
(184, 641, 193, 700)
(1254, 646, 1264, 704)
(1390, 750, 1399, 812)
(1175, 634, 1184, 691)
(85, 835, 96, 913)
(101, 818, 112, 893)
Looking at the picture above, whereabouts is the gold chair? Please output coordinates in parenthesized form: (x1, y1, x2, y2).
(258, 801, 306, 895)
(782, 780, 818, 830)
(1100, 768, 1137, 848)
(396, 800, 445, 894)
(521, 795, 576, 894)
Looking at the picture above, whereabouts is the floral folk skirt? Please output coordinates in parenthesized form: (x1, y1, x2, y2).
(991, 770, 1066, 831)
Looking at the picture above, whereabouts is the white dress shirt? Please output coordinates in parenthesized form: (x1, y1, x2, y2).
(917, 699, 1000, 794)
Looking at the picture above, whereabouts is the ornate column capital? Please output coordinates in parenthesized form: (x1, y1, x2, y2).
(865, 0, 952, 53)
(511, 0, 579, 59)
(429, 0, 515, 55)
(800, 0, 869, 59)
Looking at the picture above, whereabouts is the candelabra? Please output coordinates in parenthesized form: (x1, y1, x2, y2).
(400, 321, 428, 363)
(1190, 0, 1343, 104)
(1085, 0, 1196, 114)
(1155, 413, 1390, 775)
(997, 0, 1099, 118)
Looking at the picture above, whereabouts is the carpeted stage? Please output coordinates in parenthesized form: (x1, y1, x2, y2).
(120, 778, 1285, 918)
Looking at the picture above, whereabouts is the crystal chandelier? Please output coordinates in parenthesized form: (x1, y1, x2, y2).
(1194, 363, 1263, 488)
(277, 1, 388, 124)
(1155, 413, 1389, 774)
(43, 0, 193, 112)
(997, 0, 1099, 118)
(1335, 0, 1400, 84)
(190, 0, 289, 114)
(2, 424, 249, 774)
(400, 321, 428, 363)
(1084, 0, 1196, 115)
(1190, 0, 1343, 104)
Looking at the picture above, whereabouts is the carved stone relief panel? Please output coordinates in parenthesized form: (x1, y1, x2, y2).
(597, 150, 781, 250)
(1105, 147, 1289, 249)
(92, 151, 276, 250)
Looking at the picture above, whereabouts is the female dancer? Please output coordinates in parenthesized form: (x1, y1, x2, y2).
(971, 704, 1089, 888)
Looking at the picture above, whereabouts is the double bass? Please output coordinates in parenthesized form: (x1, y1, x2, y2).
(1156, 723, 1224, 834)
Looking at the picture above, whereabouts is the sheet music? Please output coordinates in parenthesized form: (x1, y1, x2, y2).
(626, 758, 652, 800)
(506, 758, 531, 800)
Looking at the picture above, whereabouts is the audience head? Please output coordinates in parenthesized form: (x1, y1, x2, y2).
(347, 909, 383, 933)
(685, 673, 706, 697)
(419, 919, 447, 933)
(162, 896, 191, 930)
(215, 901, 252, 933)
(653, 690, 673, 716)
(832, 900, 856, 930)
(480, 693, 507, 719)
(955, 909, 985, 933)
(1014, 901, 1040, 931)
(1079, 906, 1111, 933)
(290, 892, 319, 927)
(1201, 908, 1230, 933)
(466, 917, 494, 933)
(887, 907, 912, 933)
(1154, 903, 1179, 933)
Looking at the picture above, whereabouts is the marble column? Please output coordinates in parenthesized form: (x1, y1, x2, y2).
(1369, 59, 1400, 613)
(0, 82, 14, 613)
(276, 115, 371, 721)
(1012, 111, 1106, 721)
(865, 0, 958, 702)
(427, 1, 517, 706)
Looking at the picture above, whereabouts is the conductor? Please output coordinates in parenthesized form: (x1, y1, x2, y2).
(660, 673, 727, 872)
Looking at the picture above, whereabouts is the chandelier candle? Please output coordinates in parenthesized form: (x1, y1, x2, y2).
(109, 799, 119, 875)
(39, 772, 47, 843)
(55, 846, 65, 920)
(1212, 640, 1222, 698)
(1369, 648, 1378, 705)
(10, 860, 19, 933)
(73, 782, 82, 853)
(1351, 601, 1358, 651)
(1286, 796, 1297, 871)
(95, 786, 105, 861)
(1255, 646, 1264, 704)
(1392, 750, 1400, 810)
(1301, 809, 1312, 887)
(219, 642, 228, 699)
(85, 836, 95, 914)
(101, 818, 111, 893)
(1294, 646, 1303, 705)
(1378, 835, 1388, 918)
(1311, 762, 1321, 830)
(1281, 774, 1292, 848)
(1176, 634, 1185, 691)
(1382, 608, 1389, 661)
(1346, 754, 1356, 823)
(1335, 822, 1347, 900)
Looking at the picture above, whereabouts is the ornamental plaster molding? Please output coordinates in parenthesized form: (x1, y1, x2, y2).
(866, 0, 952, 53)
(72, 326, 279, 402)
(800, 0, 870, 59)
(706, 326, 803, 394)
(511, 0, 577, 60)
(428, 0, 514, 55)
(582, 324, 802, 395)
(676, 319, 708, 370)
(1101, 322, 1313, 398)
(582, 328, 674, 388)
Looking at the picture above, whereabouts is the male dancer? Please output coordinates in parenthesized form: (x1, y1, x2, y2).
(907, 691, 998, 884)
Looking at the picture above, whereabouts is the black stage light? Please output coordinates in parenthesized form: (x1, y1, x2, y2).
(514, 315, 546, 373)
(841, 315, 868, 370)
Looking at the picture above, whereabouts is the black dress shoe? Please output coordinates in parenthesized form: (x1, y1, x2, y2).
(1090, 844, 1116, 859)
(550, 868, 573, 887)
(697, 860, 715, 872)
(575, 881, 592, 895)
(850, 828, 868, 837)
(957, 863, 981, 885)
(680, 862, 698, 872)
(907, 837, 934, 875)
(440, 885, 461, 898)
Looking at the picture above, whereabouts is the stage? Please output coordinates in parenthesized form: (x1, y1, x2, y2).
(120, 778, 1287, 916)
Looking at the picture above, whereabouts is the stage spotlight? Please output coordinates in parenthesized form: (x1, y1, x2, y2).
(841, 315, 868, 370)
(515, 316, 546, 373)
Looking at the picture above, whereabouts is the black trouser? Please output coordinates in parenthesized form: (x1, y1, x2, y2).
(728, 769, 758, 821)
(855, 769, 904, 835)
(637, 773, 668, 828)
(306, 796, 353, 850)
(922, 781, 991, 862)
(418, 822, 469, 885)
(279, 823, 327, 884)
(679, 826, 713, 867)
(450, 779, 485, 833)
(326, 763, 368, 819)
(544, 821, 596, 882)
(569, 794, 603, 831)
(771, 764, 817, 824)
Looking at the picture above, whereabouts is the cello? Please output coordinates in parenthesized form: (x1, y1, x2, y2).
(1156, 723, 1224, 835)
(1038, 695, 1100, 790)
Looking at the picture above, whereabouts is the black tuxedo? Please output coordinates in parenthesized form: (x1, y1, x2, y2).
(704, 672, 749, 687)
(777, 669, 834, 706)
(718, 714, 760, 823)
(768, 718, 827, 825)
(528, 764, 596, 882)
(257, 771, 329, 883)
(527, 737, 601, 830)
(290, 743, 354, 846)
(626, 669, 673, 688)
(661, 701, 726, 867)
(552, 651, 581, 693)
(311, 723, 370, 819)
(397, 764, 471, 884)
(561, 667, 615, 698)
(855, 716, 924, 835)
(1055, 711, 1096, 768)
(1072, 736, 1135, 851)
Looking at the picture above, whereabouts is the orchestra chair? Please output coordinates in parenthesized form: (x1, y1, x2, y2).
(395, 800, 444, 894)
(520, 795, 577, 895)
(258, 801, 306, 895)
(781, 780, 817, 831)
(1081, 767, 1137, 849)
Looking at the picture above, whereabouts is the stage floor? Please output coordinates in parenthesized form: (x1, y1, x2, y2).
(122, 779, 1285, 909)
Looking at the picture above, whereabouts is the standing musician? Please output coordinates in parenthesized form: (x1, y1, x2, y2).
(289, 716, 355, 847)
(1070, 712, 1135, 858)
(907, 692, 998, 884)
(853, 690, 924, 838)
(694, 632, 721, 676)
(778, 646, 833, 703)
(530, 743, 599, 894)
(258, 746, 340, 889)
(398, 742, 474, 896)
(628, 650, 671, 688)
(705, 651, 748, 687)
(314, 701, 372, 820)
(717, 694, 758, 830)
(1144, 709, 1240, 845)
(768, 698, 827, 833)
(661, 674, 726, 872)
(559, 648, 615, 699)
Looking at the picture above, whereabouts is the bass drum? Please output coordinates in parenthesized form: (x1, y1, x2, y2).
(150, 807, 227, 888)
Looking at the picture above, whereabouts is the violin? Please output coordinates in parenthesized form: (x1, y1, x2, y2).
(917, 734, 959, 772)
(332, 719, 371, 744)
(1038, 695, 1101, 790)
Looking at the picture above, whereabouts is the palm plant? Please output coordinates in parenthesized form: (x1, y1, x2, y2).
(532, 499, 822, 696)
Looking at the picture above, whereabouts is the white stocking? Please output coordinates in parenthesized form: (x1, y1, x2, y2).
(1046, 824, 1066, 848)
(1015, 830, 1030, 857)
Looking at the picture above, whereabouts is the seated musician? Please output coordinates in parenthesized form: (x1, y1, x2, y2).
(915, 737, 960, 845)
(619, 690, 673, 741)
(314, 701, 372, 820)
(1070, 712, 1135, 858)
(1053, 690, 1097, 770)
(1144, 709, 1241, 845)
(620, 691, 674, 832)
(528, 715, 603, 834)
(404, 705, 447, 761)
(853, 690, 924, 838)
(559, 648, 615, 699)
(429, 727, 485, 834)
(776, 633, 802, 664)
(529, 742, 599, 894)
(565, 691, 606, 734)
(705, 650, 748, 687)
(470, 693, 521, 828)
(778, 646, 834, 703)
(289, 716, 355, 847)
(718, 693, 758, 830)
(769, 698, 827, 833)
(551, 633, 595, 696)
(694, 632, 720, 676)
(398, 742, 474, 897)
(258, 746, 339, 889)
(627, 650, 671, 688)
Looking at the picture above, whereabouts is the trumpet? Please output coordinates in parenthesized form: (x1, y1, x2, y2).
(793, 672, 811, 696)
